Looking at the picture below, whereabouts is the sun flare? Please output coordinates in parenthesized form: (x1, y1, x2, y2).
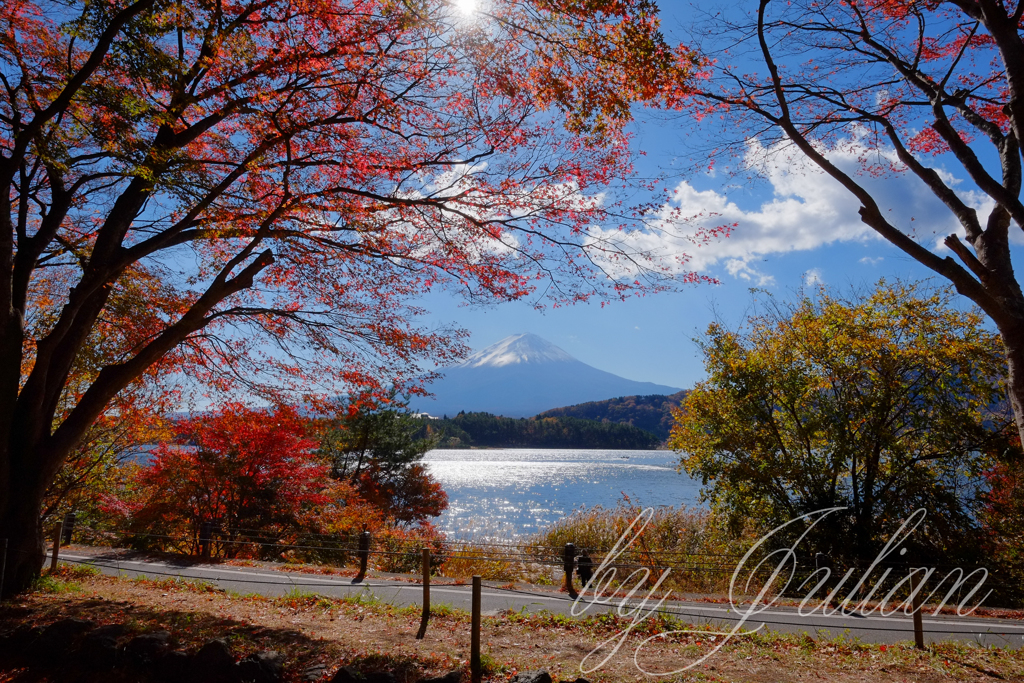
(453, 0, 477, 16)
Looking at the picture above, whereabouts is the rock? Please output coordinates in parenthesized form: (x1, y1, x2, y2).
(45, 618, 95, 639)
(124, 630, 172, 667)
(508, 672, 552, 683)
(80, 636, 118, 668)
(30, 618, 94, 661)
(80, 635, 119, 669)
(363, 672, 397, 683)
(159, 651, 193, 682)
(78, 623, 129, 669)
(92, 623, 129, 640)
(0, 626, 38, 655)
(329, 665, 363, 683)
(236, 650, 285, 683)
(567, 679, 591, 683)
(417, 672, 462, 683)
(0, 625, 42, 659)
(300, 663, 328, 682)
(193, 639, 236, 682)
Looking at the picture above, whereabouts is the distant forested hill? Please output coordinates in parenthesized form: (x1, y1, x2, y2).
(416, 412, 660, 449)
(535, 391, 687, 441)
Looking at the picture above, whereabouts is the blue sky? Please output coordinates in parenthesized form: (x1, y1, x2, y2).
(412, 1, 1024, 392)
(417, 124, 1014, 390)
(419, 223, 951, 391)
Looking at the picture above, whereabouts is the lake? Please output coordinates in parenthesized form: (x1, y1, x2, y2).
(421, 448, 703, 538)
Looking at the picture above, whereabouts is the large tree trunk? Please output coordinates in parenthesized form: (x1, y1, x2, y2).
(997, 320, 1024, 451)
(0, 468, 47, 598)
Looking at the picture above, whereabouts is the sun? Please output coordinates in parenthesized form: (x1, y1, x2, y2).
(453, 0, 477, 16)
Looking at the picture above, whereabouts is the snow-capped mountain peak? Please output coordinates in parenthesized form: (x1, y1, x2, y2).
(410, 331, 682, 417)
(457, 333, 575, 368)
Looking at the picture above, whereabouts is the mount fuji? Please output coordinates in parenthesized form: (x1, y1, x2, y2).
(409, 333, 681, 418)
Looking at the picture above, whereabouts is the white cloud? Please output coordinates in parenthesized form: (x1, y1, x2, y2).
(860, 256, 884, 265)
(725, 257, 774, 285)
(804, 268, 824, 285)
(589, 136, 997, 282)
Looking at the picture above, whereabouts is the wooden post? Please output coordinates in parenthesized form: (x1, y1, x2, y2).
(416, 548, 431, 639)
(353, 530, 371, 584)
(50, 521, 64, 572)
(912, 570, 925, 650)
(471, 575, 481, 683)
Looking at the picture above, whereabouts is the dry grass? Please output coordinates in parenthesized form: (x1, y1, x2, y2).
(423, 504, 750, 591)
(438, 547, 555, 585)
(1, 567, 1021, 683)
(529, 503, 755, 595)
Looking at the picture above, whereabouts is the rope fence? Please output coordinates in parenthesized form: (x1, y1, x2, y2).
(53, 519, 1023, 594)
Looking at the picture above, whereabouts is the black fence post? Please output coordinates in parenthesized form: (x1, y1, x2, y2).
(61, 511, 76, 544)
(577, 549, 593, 589)
(563, 542, 577, 599)
(199, 521, 213, 561)
(61, 516, 75, 548)
(814, 552, 832, 602)
(352, 530, 371, 584)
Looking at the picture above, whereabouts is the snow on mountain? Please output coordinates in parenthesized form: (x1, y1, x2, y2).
(410, 333, 681, 418)
(457, 333, 574, 368)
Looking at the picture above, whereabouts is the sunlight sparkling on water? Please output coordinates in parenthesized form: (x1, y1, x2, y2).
(420, 448, 702, 538)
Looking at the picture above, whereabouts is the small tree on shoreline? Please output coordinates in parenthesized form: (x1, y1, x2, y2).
(670, 281, 1019, 566)
(318, 400, 446, 525)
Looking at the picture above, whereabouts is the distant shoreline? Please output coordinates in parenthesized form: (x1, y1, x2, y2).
(424, 445, 672, 451)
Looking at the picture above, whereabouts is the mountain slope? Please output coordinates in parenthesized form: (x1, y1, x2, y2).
(535, 391, 688, 441)
(410, 333, 681, 418)
(416, 412, 661, 449)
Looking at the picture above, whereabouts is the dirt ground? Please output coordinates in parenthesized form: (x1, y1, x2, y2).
(0, 568, 1021, 683)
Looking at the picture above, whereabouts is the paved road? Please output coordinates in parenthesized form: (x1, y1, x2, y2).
(60, 549, 1024, 649)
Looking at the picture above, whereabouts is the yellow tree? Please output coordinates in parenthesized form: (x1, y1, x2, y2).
(670, 281, 1018, 565)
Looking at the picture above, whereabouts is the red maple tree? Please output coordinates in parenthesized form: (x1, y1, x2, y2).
(116, 404, 330, 557)
(112, 403, 447, 556)
(0, 0, 695, 592)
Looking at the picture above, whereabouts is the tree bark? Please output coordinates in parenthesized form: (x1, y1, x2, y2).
(0, 452, 47, 598)
(996, 318, 1024, 447)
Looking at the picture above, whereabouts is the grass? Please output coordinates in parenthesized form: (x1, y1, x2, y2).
(438, 547, 536, 583)
(132, 575, 220, 593)
(4, 568, 1023, 683)
(30, 574, 81, 594)
(427, 602, 462, 618)
(52, 562, 100, 579)
(529, 502, 755, 595)
(29, 562, 102, 594)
